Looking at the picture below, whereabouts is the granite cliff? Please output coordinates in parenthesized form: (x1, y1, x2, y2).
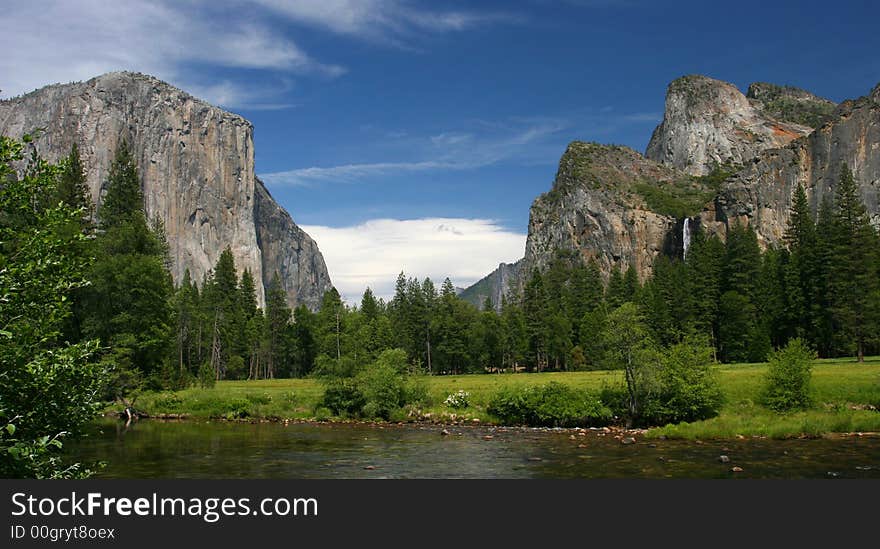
(0, 72, 331, 309)
(646, 75, 833, 176)
(464, 76, 878, 308)
(705, 82, 880, 245)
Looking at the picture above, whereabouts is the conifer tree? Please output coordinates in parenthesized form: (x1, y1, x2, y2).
(827, 165, 879, 361)
(81, 140, 172, 384)
(265, 275, 292, 378)
(522, 270, 549, 371)
(783, 184, 819, 342)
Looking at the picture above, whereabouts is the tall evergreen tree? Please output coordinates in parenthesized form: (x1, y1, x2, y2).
(81, 140, 172, 385)
(814, 197, 837, 357)
(264, 275, 292, 378)
(522, 270, 549, 371)
(684, 232, 724, 347)
(98, 141, 142, 229)
(827, 165, 879, 361)
(55, 143, 93, 227)
(783, 184, 819, 343)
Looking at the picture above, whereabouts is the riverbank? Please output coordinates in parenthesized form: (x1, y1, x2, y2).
(121, 356, 880, 439)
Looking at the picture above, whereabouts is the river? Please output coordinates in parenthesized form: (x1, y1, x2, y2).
(67, 419, 880, 479)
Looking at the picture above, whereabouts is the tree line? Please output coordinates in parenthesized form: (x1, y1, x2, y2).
(14, 139, 880, 400)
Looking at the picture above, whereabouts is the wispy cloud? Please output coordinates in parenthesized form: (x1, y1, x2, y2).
(0, 0, 511, 105)
(0, 0, 344, 103)
(620, 112, 662, 122)
(301, 218, 526, 303)
(252, 0, 519, 43)
(260, 161, 450, 187)
(260, 119, 567, 186)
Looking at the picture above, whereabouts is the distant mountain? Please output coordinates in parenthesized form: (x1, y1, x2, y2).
(462, 75, 878, 306)
(0, 72, 332, 308)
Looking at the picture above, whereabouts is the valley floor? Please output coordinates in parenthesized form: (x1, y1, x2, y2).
(127, 356, 880, 440)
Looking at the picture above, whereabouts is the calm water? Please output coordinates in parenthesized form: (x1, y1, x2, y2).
(67, 419, 880, 479)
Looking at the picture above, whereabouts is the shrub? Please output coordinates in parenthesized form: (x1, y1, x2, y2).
(641, 338, 724, 425)
(317, 348, 424, 420)
(197, 362, 215, 389)
(152, 392, 184, 412)
(762, 338, 815, 412)
(319, 380, 365, 417)
(223, 398, 251, 420)
(488, 382, 612, 427)
(444, 390, 471, 409)
(355, 360, 408, 420)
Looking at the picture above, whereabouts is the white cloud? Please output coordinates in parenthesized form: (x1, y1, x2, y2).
(0, 0, 341, 101)
(300, 218, 526, 304)
(259, 120, 566, 186)
(252, 0, 517, 41)
(260, 160, 449, 187)
(1, 1, 514, 105)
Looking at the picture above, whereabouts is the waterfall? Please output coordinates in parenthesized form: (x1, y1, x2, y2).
(682, 218, 691, 260)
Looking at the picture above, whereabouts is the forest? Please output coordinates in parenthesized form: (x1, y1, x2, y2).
(2, 135, 880, 477)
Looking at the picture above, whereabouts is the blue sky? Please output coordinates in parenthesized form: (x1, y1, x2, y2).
(3, 0, 880, 301)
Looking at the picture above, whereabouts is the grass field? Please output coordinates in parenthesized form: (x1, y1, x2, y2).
(130, 356, 880, 439)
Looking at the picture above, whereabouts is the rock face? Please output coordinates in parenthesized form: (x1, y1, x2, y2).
(458, 260, 523, 310)
(522, 143, 685, 281)
(463, 76, 876, 303)
(462, 142, 700, 305)
(707, 83, 880, 245)
(0, 72, 331, 309)
(254, 177, 333, 308)
(646, 75, 822, 176)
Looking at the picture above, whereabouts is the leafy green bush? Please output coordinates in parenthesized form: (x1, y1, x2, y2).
(152, 392, 184, 411)
(488, 382, 612, 427)
(319, 380, 366, 417)
(598, 338, 723, 427)
(641, 338, 724, 425)
(318, 349, 427, 420)
(762, 338, 815, 412)
(223, 398, 251, 420)
(355, 359, 408, 420)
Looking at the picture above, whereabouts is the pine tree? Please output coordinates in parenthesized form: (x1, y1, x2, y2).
(500, 294, 528, 372)
(360, 287, 380, 321)
(827, 165, 879, 361)
(99, 141, 142, 229)
(684, 232, 724, 347)
(605, 265, 627, 309)
(723, 223, 761, 300)
(171, 270, 199, 377)
(783, 184, 819, 342)
(203, 248, 245, 379)
(265, 275, 292, 378)
(434, 278, 469, 374)
(55, 143, 93, 228)
(290, 304, 317, 378)
(622, 265, 640, 302)
(81, 140, 172, 383)
(239, 269, 258, 321)
(522, 269, 549, 371)
(565, 259, 604, 341)
(814, 197, 837, 357)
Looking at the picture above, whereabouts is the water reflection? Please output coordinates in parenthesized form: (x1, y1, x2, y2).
(68, 419, 880, 479)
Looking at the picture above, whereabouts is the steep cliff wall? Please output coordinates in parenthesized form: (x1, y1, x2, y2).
(0, 72, 331, 309)
(706, 83, 880, 245)
(522, 143, 687, 281)
(646, 75, 822, 176)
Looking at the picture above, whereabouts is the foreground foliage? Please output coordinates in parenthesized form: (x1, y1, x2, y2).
(0, 136, 108, 478)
